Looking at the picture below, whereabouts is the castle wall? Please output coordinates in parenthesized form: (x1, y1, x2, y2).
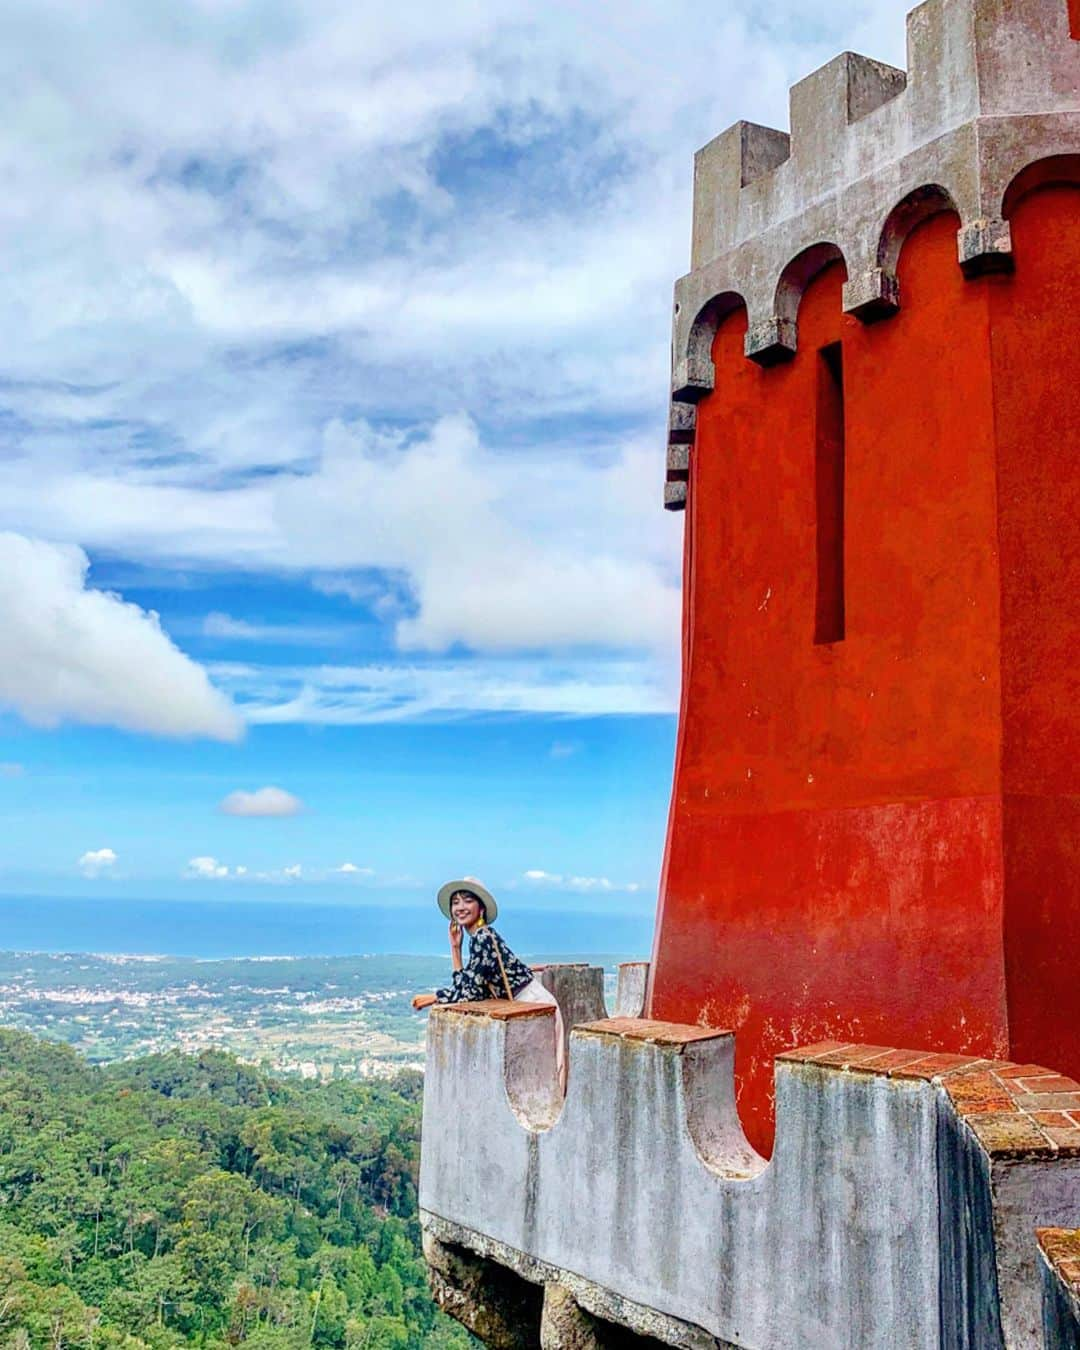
(420, 1004, 1080, 1349)
(987, 183, 1080, 1086)
(652, 212, 1016, 1153)
(421, 9, 1080, 1348)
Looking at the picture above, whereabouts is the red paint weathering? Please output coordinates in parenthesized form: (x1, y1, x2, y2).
(650, 188, 1080, 1155)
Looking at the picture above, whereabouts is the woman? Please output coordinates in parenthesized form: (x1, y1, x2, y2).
(412, 879, 566, 1090)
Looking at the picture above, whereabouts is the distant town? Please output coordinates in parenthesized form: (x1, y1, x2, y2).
(0, 950, 448, 1079)
(0, 949, 626, 1080)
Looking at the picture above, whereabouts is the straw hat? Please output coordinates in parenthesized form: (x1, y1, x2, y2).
(437, 878, 499, 923)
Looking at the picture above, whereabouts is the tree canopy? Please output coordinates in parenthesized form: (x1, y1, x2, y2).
(0, 1030, 475, 1349)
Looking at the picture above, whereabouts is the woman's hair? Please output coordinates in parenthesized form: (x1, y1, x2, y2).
(451, 889, 487, 921)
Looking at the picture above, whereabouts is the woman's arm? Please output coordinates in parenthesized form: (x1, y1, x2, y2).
(417, 920, 497, 1008)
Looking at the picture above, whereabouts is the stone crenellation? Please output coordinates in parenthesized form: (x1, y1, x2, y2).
(419, 987, 1080, 1349)
(664, 0, 1080, 509)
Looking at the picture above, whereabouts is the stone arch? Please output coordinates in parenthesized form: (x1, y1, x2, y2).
(1002, 153, 1080, 219)
(879, 183, 960, 274)
(746, 241, 845, 365)
(672, 290, 747, 401)
(845, 184, 959, 322)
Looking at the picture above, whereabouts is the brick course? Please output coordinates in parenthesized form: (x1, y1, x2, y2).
(778, 1042, 1080, 1159)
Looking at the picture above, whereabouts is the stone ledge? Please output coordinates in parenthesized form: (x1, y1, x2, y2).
(431, 999, 555, 1021)
(575, 1017, 730, 1048)
(779, 1041, 1080, 1159)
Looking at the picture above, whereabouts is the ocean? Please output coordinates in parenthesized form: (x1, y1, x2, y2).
(0, 893, 655, 961)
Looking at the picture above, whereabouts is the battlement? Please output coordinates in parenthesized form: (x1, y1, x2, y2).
(419, 997, 1080, 1348)
(666, 0, 1080, 508)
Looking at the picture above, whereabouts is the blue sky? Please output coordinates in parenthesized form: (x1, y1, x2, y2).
(0, 0, 912, 924)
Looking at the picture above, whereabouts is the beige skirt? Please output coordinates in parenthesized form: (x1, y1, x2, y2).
(514, 978, 566, 1091)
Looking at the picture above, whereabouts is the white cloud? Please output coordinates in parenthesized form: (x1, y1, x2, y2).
(0, 2, 915, 667)
(219, 786, 305, 818)
(0, 762, 25, 778)
(521, 869, 643, 894)
(185, 855, 231, 880)
(282, 864, 303, 880)
(0, 416, 681, 660)
(214, 653, 675, 724)
(0, 532, 241, 741)
(336, 862, 373, 876)
(79, 847, 117, 877)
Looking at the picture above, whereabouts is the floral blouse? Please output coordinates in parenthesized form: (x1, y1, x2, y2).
(435, 925, 534, 1004)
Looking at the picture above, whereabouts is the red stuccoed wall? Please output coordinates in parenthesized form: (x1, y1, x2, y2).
(649, 189, 1080, 1156)
(992, 185, 1080, 1081)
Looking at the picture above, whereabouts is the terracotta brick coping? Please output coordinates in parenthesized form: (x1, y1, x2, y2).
(431, 999, 554, 1021)
(1037, 1228, 1080, 1297)
(575, 1017, 731, 1047)
(779, 1041, 1080, 1159)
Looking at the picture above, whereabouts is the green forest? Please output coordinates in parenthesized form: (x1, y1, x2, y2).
(0, 1030, 476, 1349)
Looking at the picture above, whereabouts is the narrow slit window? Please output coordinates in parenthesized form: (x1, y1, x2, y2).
(814, 342, 846, 645)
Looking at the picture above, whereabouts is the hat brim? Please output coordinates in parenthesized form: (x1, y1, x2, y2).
(437, 879, 498, 923)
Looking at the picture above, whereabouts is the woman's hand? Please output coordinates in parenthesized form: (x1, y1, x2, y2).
(448, 921, 466, 975)
(412, 993, 437, 1010)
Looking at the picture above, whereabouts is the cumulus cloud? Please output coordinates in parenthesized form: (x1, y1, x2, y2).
(79, 848, 117, 877)
(185, 856, 231, 880)
(282, 864, 303, 880)
(336, 862, 373, 875)
(0, 415, 681, 662)
(0, 533, 241, 741)
(219, 786, 305, 818)
(0, 1, 915, 688)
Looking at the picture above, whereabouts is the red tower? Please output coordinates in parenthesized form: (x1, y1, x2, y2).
(651, 0, 1080, 1155)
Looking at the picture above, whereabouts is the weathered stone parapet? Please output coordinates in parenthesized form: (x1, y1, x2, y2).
(664, 0, 1080, 508)
(780, 1043, 1080, 1349)
(535, 964, 607, 1072)
(613, 962, 649, 1019)
(420, 1011, 1080, 1348)
(1037, 1229, 1080, 1348)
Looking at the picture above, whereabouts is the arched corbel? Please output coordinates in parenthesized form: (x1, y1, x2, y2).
(962, 153, 1080, 279)
(746, 242, 845, 366)
(1001, 152, 1080, 218)
(958, 218, 1014, 278)
(844, 183, 959, 321)
(667, 292, 744, 512)
(671, 290, 745, 401)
